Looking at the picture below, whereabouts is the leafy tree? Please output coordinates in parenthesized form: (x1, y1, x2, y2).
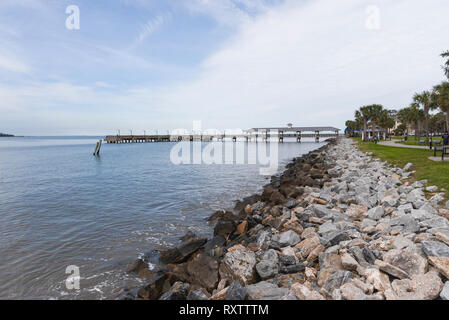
(356, 107, 371, 141)
(394, 123, 407, 136)
(413, 91, 435, 143)
(408, 103, 425, 140)
(442, 51, 449, 79)
(345, 120, 358, 136)
(378, 109, 396, 137)
(366, 104, 384, 140)
(432, 82, 449, 131)
(429, 112, 446, 134)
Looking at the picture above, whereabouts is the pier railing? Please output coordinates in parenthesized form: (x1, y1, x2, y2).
(104, 126, 340, 144)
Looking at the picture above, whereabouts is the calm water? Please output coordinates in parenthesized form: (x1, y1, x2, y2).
(0, 136, 325, 299)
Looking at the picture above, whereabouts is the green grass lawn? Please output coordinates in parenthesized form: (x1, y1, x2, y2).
(393, 136, 443, 147)
(353, 138, 449, 199)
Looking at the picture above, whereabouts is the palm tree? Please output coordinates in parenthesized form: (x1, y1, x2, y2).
(408, 103, 425, 140)
(366, 104, 383, 141)
(413, 91, 434, 143)
(442, 51, 449, 79)
(356, 107, 371, 141)
(432, 81, 449, 131)
(378, 109, 396, 138)
(345, 120, 357, 136)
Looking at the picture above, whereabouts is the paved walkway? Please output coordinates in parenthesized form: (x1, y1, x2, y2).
(377, 140, 449, 162)
(378, 140, 430, 149)
(428, 156, 449, 162)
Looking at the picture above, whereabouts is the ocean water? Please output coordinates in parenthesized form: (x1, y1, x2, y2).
(0, 136, 325, 299)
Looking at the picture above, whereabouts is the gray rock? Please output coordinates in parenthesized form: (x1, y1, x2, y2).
(430, 193, 445, 206)
(420, 203, 438, 215)
(320, 269, 353, 294)
(319, 188, 332, 203)
(285, 200, 297, 209)
(360, 218, 377, 230)
(246, 281, 288, 300)
(440, 281, 449, 300)
(421, 241, 449, 258)
(256, 230, 271, 247)
(391, 236, 414, 250)
(390, 215, 419, 233)
(318, 220, 338, 236)
(256, 260, 278, 280)
(279, 255, 296, 266)
(362, 247, 376, 265)
(356, 194, 372, 208)
(367, 206, 384, 220)
(419, 217, 449, 230)
(325, 230, 353, 246)
(403, 163, 415, 171)
(407, 189, 424, 204)
(187, 289, 209, 300)
(410, 209, 436, 222)
(398, 203, 413, 214)
(312, 205, 337, 218)
(272, 230, 300, 247)
(281, 292, 298, 300)
(426, 186, 438, 192)
(226, 281, 248, 300)
(279, 263, 306, 274)
(262, 249, 279, 263)
(219, 247, 257, 285)
(159, 281, 190, 300)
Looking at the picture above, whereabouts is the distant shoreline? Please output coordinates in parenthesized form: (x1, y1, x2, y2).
(0, 133, 15, 137)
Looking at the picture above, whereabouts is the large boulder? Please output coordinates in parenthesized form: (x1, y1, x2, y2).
(428, 256, 449, 279)
(290, 283, 325, 300)
(272, 230, 300, 247)
(255, 260, 278, 280)
(159, 237, 207, 264)
(159, 281, 190, 300)
(186, 251, 219, 291)
(367, 206, 384, 221)
(441, 281, 449, 300)
(214, 219, 236, 238)
(137, 271, 170, 300)
(226, 281, 248, 300)
(246, 281, 288, 300)
(219, 246, 257, 285)
(421, 241, 449, 258)
(385, 272, 443, 300)
(382, 250, 427, 278)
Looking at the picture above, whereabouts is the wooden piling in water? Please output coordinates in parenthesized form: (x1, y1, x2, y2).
(93, 140, 102, 156)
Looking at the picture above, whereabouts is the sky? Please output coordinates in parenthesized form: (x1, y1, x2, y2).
(1, 0, 449, 135)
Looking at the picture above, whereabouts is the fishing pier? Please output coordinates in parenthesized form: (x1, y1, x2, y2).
(104, 126, 340, 144)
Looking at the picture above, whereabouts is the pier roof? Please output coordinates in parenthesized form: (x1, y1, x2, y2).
(248, 126, 340, 132)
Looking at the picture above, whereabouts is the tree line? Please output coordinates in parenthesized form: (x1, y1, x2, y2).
(346, 51, 449, 143)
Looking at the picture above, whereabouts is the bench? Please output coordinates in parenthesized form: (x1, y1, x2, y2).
(434, 146, 449, 160)
(418, 139, 426, 144)
(429, 140, 442, 149)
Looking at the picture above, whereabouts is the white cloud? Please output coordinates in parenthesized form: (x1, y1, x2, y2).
(184, 0, 279, 26)
(0, 52, 29, 73)
(2, 0, 449, 135)
(134, 13, 171, 46)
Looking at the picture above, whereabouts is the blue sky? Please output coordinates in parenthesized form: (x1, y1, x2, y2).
(1, 0, 449, 135)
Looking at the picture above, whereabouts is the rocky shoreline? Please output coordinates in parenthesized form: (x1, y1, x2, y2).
(119, 137, 449, 300)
